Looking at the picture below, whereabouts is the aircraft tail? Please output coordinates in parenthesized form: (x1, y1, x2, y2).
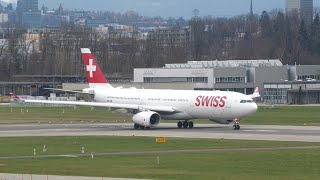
(81, 48, 113, 88)
(250, 87, 261, 98)
(10, 93, 21, 101)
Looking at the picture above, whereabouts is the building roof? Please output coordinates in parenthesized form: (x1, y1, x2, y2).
(165, 59, 283, 69)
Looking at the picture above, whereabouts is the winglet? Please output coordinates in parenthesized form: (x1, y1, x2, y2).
(250, 87, 261, 98)
(81, 48, 113, 88)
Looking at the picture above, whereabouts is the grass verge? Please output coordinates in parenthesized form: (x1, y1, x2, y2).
(0, 136, 319, 180)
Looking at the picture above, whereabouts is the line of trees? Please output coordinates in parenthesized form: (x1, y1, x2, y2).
(0, 9, 319, 81)
(190, 10, 320, 65)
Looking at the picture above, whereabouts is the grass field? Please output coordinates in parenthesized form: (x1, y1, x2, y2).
(0, 106, 130, 124)
(1, 105, 319, 125)
(1, 136, 320, 157)
(0, 136, 320, 180)
(242, 106, 320, 125)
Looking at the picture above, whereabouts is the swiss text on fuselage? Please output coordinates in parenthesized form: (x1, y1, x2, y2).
(195, 96, 227, 107)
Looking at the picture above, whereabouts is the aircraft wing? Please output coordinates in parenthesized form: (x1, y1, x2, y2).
(44, 88, 93, 95)
(23, 100, 176, 113)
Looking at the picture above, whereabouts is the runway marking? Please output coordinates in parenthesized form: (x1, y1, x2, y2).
(58, 155, 78, 158)
(242, 130, 278, 132)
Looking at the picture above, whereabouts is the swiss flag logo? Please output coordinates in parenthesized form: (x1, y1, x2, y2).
(82, 51, 107, 84)
(86, 59, 97, 78)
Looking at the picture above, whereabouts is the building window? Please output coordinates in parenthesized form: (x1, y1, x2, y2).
(215, 77, 245, 83)
(143, 77, 153, 83)
(264, 88, 289, 101)
(298, 75, 319, 80)
(192, 77, 208, 83)
(144, 77, 208, 83)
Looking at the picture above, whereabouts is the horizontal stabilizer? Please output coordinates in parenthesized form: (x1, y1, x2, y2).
(44, 88, 94, 95)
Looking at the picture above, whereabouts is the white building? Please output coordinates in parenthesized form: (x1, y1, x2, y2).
(134, 60, 320, 100)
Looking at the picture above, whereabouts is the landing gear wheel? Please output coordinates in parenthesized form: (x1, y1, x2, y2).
(140, 125, 145, 130)
(233, 118, 241, 131)
(188, 121, 194, 128)
(233, 125, 237, 130)
(183, 121, 189, 128)
(233, 124, 240, 130)
(134, 123, 140, 130)
(177, 121, 183, 128)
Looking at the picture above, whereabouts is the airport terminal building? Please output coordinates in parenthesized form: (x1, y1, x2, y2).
(264, 81, 320, 104)
(134, 60, 320, 104)
(2, 59, 320, 105)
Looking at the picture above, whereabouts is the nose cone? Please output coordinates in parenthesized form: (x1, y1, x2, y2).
(249, 103, 258, 115)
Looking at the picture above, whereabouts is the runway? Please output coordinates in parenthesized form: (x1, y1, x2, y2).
(0, 123, 320, 142)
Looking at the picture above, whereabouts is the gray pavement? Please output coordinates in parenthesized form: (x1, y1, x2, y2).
(0, 123, 320, 142)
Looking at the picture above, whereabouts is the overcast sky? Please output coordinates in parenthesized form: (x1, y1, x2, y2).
(2, 0, 320, 18)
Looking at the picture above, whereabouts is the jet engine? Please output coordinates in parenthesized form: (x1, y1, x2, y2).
(132, 111, 161, 127)
(209, 119, 233, 124)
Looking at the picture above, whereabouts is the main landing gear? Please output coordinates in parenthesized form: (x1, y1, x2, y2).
(177, 120, 194, 129)
(233, 118, 240, 130)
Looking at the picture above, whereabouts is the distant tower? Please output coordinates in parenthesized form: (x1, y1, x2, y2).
(192, 9, 200, 19)
(58, 3, 63, 15)
(248, 0, 254, 57)
(250, 0, 253, 17)
(286, 0, 313, 24)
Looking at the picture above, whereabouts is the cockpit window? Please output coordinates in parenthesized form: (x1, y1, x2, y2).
(240, 100, 255, 103)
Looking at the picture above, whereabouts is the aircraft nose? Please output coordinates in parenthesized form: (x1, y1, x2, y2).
(249, 103, 258, 114)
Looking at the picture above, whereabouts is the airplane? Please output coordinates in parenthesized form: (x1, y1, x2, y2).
(21, 48, 259, 130)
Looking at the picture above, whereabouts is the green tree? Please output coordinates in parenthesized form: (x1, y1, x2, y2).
(259, 11, 273, 38)
(311, 13, 320, 55)
(298, 20, 310, 50)
(272, 12, 286, 60)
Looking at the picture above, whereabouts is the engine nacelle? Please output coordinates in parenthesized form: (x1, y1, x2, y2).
(132, 111, 161, 127)
(210, 119, 233, 124)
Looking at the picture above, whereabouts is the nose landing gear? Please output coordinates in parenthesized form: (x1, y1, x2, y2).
(233, 118, 240, 130)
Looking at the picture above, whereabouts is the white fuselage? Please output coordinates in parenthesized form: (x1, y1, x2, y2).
(92, 88, 258, 121)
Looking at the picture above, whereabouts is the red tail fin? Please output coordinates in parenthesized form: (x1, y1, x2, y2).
(250, 87, 260, 98)
(81, 48, 112, 88)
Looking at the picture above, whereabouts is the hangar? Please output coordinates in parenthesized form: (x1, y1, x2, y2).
(134, 60, 320, 104)
(264, 81, 320, 104)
